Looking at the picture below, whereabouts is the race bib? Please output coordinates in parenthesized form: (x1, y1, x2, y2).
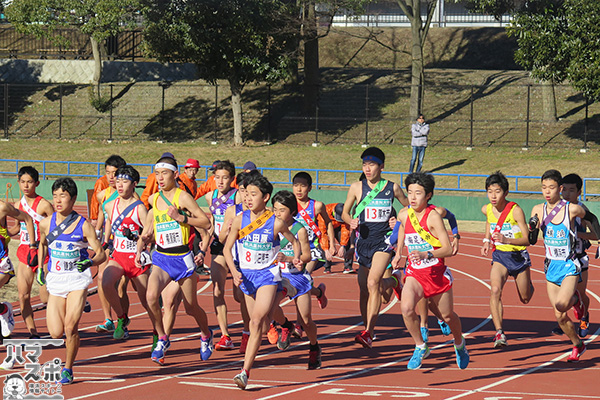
(405, 232, 437, 269)
(365, 199, 392, 222)
(49, 248, 80, 272)
(113, 233, 137, 253)
(156, 221, 184, 249)
(240, 241, 273, 270)
(214, 213, 225, 237)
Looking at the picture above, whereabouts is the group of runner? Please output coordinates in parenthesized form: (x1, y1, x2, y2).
(0, 148, 595, 390)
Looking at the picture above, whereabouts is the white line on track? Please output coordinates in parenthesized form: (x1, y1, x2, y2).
(69, 296, 399, 399)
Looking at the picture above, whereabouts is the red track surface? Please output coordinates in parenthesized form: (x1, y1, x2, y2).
(3, 230, 599, 400)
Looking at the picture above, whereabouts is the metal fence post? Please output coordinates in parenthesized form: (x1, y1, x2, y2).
(58, 84, 63, 139)
(469, 86, 474, 148)
(583, 96, 589, 150)
(161, 82, 166, 138)
(267, 84, 271, 143)
(313, 88, 319, 146)
(525, 84, 531, 149)
(3, 83, 8, 139)
(109, 84, 114, 141)
(364, 84, 369, 146)
(213, 84, 218, 144)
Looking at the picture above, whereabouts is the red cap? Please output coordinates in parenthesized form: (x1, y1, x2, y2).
(184, 158, 200, 168)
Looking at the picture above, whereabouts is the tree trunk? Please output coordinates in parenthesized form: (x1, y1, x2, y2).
(409, 1, 424, 121)
(303, 1, 319, 113)
(90, 36, 103, 97)
(541, 79, 558, 122)
(229, 78, 244, 146)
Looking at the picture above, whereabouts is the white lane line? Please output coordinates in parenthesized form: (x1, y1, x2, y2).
(69, 297, 399, 399)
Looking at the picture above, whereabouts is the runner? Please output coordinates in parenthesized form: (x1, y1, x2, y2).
(9, 166, 53, 339)
(318, 203, 354, 274)
(136, 154, 214, 366)
(223, 173, 301, 390)
(94, 155, 128, 334)
(391, 172, 469, 370)
(557, 173, 595, 338)
(101, 165, 154, 340)
(528, 169, 600, 362)
(204, 160, 240, 350)
(38, 177, 107, 384)
(481, 171, 534, 348)
(270, 190, 321, 369)
(341, 147, 408, 348)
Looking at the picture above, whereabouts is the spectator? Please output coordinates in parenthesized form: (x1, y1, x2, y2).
(409, 114, 429, 173)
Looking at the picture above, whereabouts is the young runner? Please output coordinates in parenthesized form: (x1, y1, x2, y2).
(391, 172, 469, 370)
(101, 165, 154, 340)
(94, 155, 128, 334)
(9, 166, 53, 339)
(481, 171, 534, 348)
(318, 203, 354, 274)
(342, 147, 408, 348)
(136, 154, 214, 366)
(528, 169, 600, 362)
(290, 172, 331, 337)
(204, 160, 240, 351)
(38, 177, 107, 384)
(558, 173, 594, 337)
(271, 190, 322, 369)
(223, 173, 301, 390)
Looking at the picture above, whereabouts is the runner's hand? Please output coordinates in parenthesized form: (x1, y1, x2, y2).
(529, 214, 539, 231)
(75, 259, 92, 273)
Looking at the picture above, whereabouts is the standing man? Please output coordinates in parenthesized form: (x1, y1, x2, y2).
(409, 114, 429, 173)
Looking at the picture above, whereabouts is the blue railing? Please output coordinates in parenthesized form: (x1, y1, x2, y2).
(1, 159, 599, 200)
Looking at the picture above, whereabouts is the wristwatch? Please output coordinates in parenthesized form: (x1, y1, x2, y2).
(453, 233, 461, 240)
(426, 251, 434, 260)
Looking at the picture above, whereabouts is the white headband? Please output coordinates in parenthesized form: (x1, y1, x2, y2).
(155, 162, 177, 172)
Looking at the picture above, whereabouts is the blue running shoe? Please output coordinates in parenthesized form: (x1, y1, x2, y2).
(58, 368, 73, 385)
(200, 329, 214, 361)
(455, 339, 470, 369)
(95, 319, 115, 333)
(151, 338, 171, 365)
(407, 345, 430, 370)
(438, 319, 451, 336)
(578, 314, 589, 338)
(420, 327, 429, 343)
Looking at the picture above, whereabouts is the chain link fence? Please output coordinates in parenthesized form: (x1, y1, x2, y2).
(0, 80, 598, 148)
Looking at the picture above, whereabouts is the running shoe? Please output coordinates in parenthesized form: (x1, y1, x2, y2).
(233, 369, 248, 390)
(58, 368, 73, 385)
(200, 329, 214, 361)
(151, 338, 171, 365)
(323, 265, 332, 274)
(455, 339, 470, 369)
(35, 267, 45, 286)
(354, 330, 372, 349)
(308, 345, 322, 370)
(83, 301, 91, 313)
(239, 332, 249, 354)
(292, 323, 304, 339)
(407, 345, 430, 370)
(551, 326, 564, 336)
(391, 273, 403, 301)
(95, 319, 115, 333)
(215, 334, 234, 351)
(572, 290, 585, 320)
(267, 323, 279, 345)
(567, 342, 586, 362)
(579, 313, 590, 338)
(0, 302, 15, 337)
(438, 319, 451, 336)
(277, 326, 291, 351)
(420, 327, 429, 343)
(122, 327, 130, 340)
(493, 331, 507, 348)
(0, 358, 14, 370)
(113, 316, 130, 340)
(343, 265, 355, 274)
(317, 283, 328, 309)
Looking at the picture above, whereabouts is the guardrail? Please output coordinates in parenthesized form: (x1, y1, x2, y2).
(1, 159, 599, 200)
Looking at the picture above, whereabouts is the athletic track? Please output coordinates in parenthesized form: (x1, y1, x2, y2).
(3, 221, 599, 399)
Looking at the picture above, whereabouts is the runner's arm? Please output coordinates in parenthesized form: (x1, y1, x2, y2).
(37, 217, 50, 273)
(223, 215, 243, 286)
(342, 183, 359, 229)
(425, 210, 453, 259)
(528, 205, 541, 245)
(317, 201, 337, 250)
(297, 227, 312, 264)
(82, 218, 107, 266)
(174, 191, 211, 230)
(276, 218, 302, 266)
(507, 205, 531, 247)
(393, 182, 409, 207)
(391, 210, 407, 269)
(3, 203, 36, 247)
(576, 204, 600, 240)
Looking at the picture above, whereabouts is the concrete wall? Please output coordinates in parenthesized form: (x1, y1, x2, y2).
(0, 59, 198, 84)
